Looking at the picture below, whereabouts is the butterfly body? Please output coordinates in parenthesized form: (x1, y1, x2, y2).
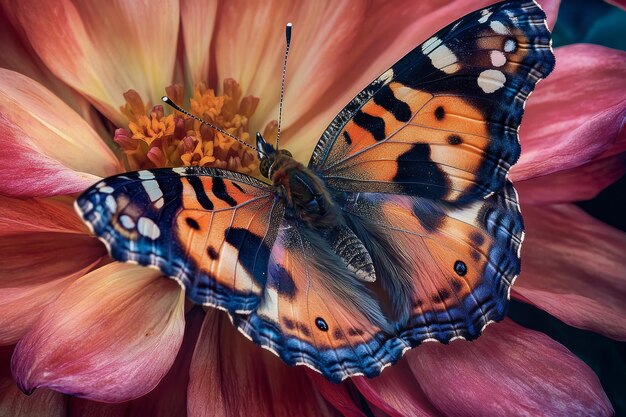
(265, 148, 337, 229)
(262, 138, 378, 284)
(76, 0, 555, 382)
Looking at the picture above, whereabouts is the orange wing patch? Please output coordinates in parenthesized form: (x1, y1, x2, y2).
(378, 196, 491, 310)
(343, 183, 521, 340)
(176, 176, 280, 298)
(238, 221, 387, 357)
(321, 87, 490, 202)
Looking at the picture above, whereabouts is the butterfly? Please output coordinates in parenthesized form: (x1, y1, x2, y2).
(75, 0, 554, 382)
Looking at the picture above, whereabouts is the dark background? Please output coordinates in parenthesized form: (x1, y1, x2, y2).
(507, 0, 626, 414)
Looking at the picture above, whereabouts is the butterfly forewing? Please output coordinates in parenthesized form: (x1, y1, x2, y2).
(75, 167, 283, 313)
(309, 0, 554, 205)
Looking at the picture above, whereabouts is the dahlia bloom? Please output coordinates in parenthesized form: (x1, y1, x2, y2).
(0, 0, 623, 416)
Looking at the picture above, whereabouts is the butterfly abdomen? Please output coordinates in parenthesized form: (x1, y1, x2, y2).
(323, 224, 376, 282)
(270, 153, 337, 228)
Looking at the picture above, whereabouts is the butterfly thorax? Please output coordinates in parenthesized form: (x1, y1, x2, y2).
(266, 152, 337, 229)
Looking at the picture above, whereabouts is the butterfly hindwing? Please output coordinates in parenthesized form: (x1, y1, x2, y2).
(309, 0, 554, 204)
(75, 167, 284, 313)
(234, 217, 392, 381)
(233, 181, 522, 382)
(344, 181, 523, 341)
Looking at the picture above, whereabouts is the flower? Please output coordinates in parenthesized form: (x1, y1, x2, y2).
(0, 0, 623, 415)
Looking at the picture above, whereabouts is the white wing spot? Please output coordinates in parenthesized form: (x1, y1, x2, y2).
(477, 69, 506, 93)
(137, 217, 161, 240)
(119, 215, 135, 229)
(422, 37, 460, 74)
(490, 50, 507, 67)
(138, 171, 156, 180)
(421, 37, 440, 54)
(105, 195, 117, 212)
(490, 21, 509, 35)
(99, 186, 114, 194)
(82, 201, 94, 213)
(377, 69, 394, 84)
(478, 10, 492, 24)
(142, 180, 164, 204)
(504, 39, 517, 52)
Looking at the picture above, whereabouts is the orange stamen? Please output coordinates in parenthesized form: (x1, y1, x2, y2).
(116, 79, 263, 176)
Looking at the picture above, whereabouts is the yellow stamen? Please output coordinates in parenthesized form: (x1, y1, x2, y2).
(116, 79, 263, 176)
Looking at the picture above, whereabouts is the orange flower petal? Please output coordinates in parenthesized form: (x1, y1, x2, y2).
(0, 196, 86, 235)
(0, 232, 105, 345)
(181, 0, 217, 84)
(215, 0, 371, 136)
(0, 197, 106, 344)
(11, 0, 179, 126)
(11, 263, 185, 402)
(513, 204, 626, 340)
(0, 12, 92, 119)
(0, 70, 121, 196)
(188, 310, 335, 417)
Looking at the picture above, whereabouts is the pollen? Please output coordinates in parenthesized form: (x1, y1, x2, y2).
(116, 79, 261, 175)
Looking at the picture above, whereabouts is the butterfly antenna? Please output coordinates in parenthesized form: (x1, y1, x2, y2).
(161, 96, 265, 156)
(275, 22, 292, 150)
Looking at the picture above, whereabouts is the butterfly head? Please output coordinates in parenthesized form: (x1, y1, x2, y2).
(257, 132, 293, 178)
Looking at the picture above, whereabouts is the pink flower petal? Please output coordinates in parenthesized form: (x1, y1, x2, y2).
(306, 372, 369, 417)
(0, 345, 67, 416)
(516, 152, 626, 204)
(605, 0, 625, 10)
(11, 263, 185, 402)
(513, 204, 626, 340)
(0, 69, 120, 178)
(11, 0, 179, 126)
(188, 310, 336, 417)
(0, 121, 98, 197)
(0, 71, 121, 197)
(511, 45, 626, 182)
(352, 362, 441, 417)
(69, 308, 204, 417)
(407, 319, 613, 417)
(180, 0, 217, 84)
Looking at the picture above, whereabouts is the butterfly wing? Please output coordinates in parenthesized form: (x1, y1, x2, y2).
(230, 0, 553, 381)
(234, 182, 521, 382)
(234, 216, 392, 381)
(75, 167, 284, 313)
(309, 0, 554, 204)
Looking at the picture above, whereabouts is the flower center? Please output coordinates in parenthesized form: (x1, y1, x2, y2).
(115, 79, 263, 175)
